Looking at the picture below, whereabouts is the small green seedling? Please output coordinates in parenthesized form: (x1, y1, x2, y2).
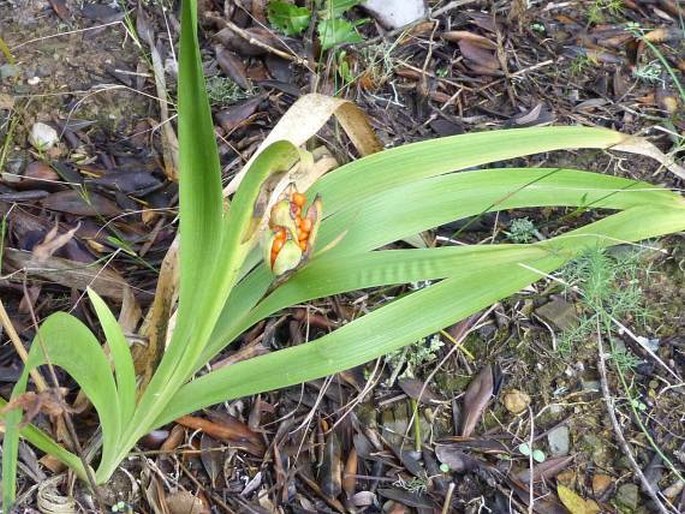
(266, 1, 311, 36)
(518, 442, 547, 463)
(267, 0, 365, 50)
(505, 217, 539, 243)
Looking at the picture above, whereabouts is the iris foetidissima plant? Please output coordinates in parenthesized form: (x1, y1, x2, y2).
(2, 0, 685, 507)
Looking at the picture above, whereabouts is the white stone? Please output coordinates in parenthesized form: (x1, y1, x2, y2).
(362, 0, 428, 29)
(29, 122, 59, 151)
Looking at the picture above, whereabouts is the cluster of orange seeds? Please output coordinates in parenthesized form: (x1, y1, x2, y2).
(269, 192, 312, 266)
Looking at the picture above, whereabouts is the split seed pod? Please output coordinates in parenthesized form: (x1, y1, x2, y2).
(262, 190, 322, 276)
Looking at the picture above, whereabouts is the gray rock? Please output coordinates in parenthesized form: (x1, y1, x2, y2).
(0, 64, 19, 81)
(535, 298, 579, 331)
(582, 379, 601, 392)
(615, 483, 639, 510)
(547, 425, 570, 456)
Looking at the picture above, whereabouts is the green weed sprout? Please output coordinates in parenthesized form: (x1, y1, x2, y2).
(2, 0, 685, 508)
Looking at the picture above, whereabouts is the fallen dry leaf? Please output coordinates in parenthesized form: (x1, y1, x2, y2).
(176, 413, 264, 456)
(557, 484, 601, 514)
(40, 190, 120, 217)
(165, 490, 210, 514)
(31, 223, 80, 263)
(460, 365, 494, 437)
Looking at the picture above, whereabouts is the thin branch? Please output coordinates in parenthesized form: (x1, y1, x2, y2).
(596, 320, 673, 514)
(0, 299, 48, 391)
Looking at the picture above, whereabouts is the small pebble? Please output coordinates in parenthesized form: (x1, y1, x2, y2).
(28, 122, 59, 150)
(547, 425, 570, 456)
(615, 483, 639, 510)
(27, 76, 41, 85)
(582, 380, 601, 392)
(502, 389, 531, 414)
(592, 473, 614, 497)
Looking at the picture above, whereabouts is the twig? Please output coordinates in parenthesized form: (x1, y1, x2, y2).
(441, 482, 456, 514)
(204, 12, 313, 70)
(138, 6, 179, 181)
(611, 316, 682, 382)
(527, 406, 535, 514)
(433, 0, 482, 17)
(596, 321, 673, 514)
(0, 299, 48, 391)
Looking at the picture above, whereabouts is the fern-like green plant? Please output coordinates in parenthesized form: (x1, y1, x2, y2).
(2, 0, 684, 508)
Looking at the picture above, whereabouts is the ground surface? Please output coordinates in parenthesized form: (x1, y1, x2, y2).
(1, 0, 684, 513)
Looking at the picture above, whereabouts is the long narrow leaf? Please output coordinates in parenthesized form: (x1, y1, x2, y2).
(316, 168, 681, 255)
(176, 0, 223, 322)
(311, 127, 635, 216)
(88, 289, 137, 423)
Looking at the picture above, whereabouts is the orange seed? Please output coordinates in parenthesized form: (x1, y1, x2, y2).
(272, 237, 285, 254)
(292, 192, 306, 208)
(299, 218, 312, 232)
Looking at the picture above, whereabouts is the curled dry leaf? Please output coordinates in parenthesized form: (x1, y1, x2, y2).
(434, 445, 481, 473)
(215, 45, 250, 89)
(0, 389, 72, 427)
(21, 160, 60, 186)
(611, 134, 685, 181)
(88, 170, 162, 194)
(398, 377, 441, 404)
(200, 433, 224, 488)
(378, 488, 433, 508)
(118, 284, 142, 335)
(31, 223, 80, 263)
(166, 490, 210, 514)
(342, 447, 358, 499)
(159, 423, 186, 454)
(215, 95, 264, 134)
(443, 30, 500, 74)
(224, 93, 382, 195)
(320, 430, 343, 499)
(213, 25, 285, 56)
